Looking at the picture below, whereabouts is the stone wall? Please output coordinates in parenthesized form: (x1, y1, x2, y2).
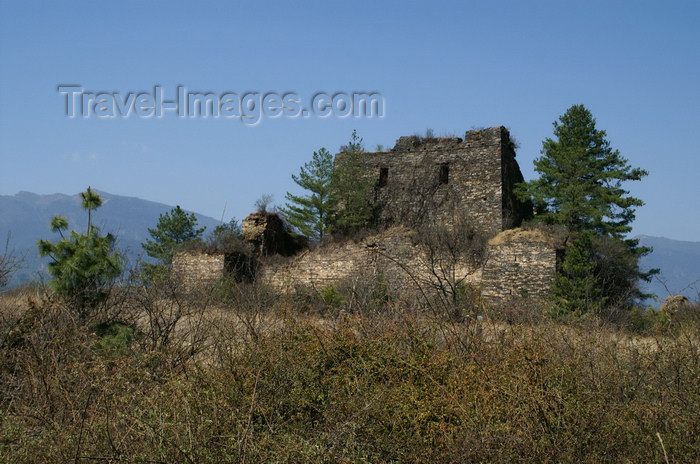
(172, 227, 560, 305)
(334, 126, 532, 237)
(172, 251, 225, 288)
(481, 229, 561, 303)
(261, 227, 482, 298)
(262, 227, 558, 305)
(172, 127, 558, 304)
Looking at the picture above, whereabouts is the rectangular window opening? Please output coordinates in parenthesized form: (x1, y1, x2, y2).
(379, 167, 388, 187)
(439, 163, 449, 185)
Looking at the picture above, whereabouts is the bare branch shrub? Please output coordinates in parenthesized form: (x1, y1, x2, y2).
(254, 193, 274, 213)
(0, 234, 23, 290)
(127, 273, 216, 367)
(415, 217, 489, 317)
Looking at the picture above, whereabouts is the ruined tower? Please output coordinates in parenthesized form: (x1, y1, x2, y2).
(334, 126, 532, 237)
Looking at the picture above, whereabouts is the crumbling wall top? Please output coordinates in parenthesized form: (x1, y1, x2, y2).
(392, 136, 463, 152)
(464, 126, 510, 148)
(242, 211, 307, 256)
(389, 126, 511, 153)
(488, 227, 564, 248)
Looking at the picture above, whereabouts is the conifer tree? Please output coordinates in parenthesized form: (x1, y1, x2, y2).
(550, 234, 604, 314)
(37, 188, 122, 320)
(280, 148, 334, 240)
(141, 206, 206, 278)
(80, 186, 103, 233)
(329, 129, 377, 233)
(517, 105, 656, 309)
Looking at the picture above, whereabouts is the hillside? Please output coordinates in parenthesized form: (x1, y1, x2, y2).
(0, 190, 221, 286)
(638, 235, 700, 303)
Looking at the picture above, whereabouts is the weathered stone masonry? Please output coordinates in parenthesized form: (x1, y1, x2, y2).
(172, 251, 225, 288)
(261, 227, 483, 297)
(175, 127, 561, 304)
(481, 229, 560, 303)
(335, 126, 533, 236)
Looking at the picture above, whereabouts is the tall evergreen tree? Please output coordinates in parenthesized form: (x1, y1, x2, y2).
(282, 130, 378, 240)
(516, 104, 656, 309)
(280, 148, 334, 240)
(329, 129, 377, 233)
(550, 234, 605, 315)
(141, 206, 206, 278)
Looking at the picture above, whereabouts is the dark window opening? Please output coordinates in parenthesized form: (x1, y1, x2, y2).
(379, 167, 388, 187)
(439, 163, 449, 185)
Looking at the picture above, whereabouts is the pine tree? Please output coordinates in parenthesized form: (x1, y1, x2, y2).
(37, 188, 122, 320)
(518, 105, 647, 238)
(141, 206, 206, 278)
(329, 129, 377, 234)
(550, 234, 604, 315)
(517, 105, 656, 309)
(80, 186, 103, 233)
(280, 148, 334, 240)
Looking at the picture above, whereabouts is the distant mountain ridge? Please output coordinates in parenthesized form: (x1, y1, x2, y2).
(637, 235, 700, 303)
(0, 190, 221, 286)
(1, 191, 698, 306)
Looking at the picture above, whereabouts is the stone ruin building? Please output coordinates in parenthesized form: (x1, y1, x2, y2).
(335, 126, 533, 236)
(173, 126, 564, 304)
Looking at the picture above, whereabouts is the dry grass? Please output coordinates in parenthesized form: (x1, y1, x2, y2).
(1, 282, 699, 463)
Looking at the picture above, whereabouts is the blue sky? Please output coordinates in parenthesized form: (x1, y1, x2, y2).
(1, 1, 698, 241)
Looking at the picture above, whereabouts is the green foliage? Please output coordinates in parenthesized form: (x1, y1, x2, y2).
(550, 235, 604, 315)
(517, 105, 656, 311)
(282, 130, 377, 239)
(80, 186, 103, 233)
(280, 148, 334, 239)
(208, 218, 241, 250)
(338, 128, 365, 153)
(516, 105, 647, 238)
(94, 322, 136, 354)
(320, 285, 345, 308)
(627, 306, 671, 334)
(141, 205, 206, 278)
(37, 188, 122, 319)
(329, 129, 377, 234)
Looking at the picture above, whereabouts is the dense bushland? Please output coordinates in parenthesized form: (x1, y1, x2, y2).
(1, 277, 698, 463)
